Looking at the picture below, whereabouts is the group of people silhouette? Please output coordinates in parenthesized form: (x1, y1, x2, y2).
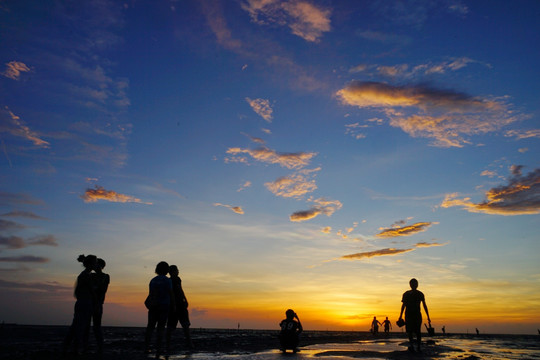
(63, 254, 110, 355)
(63, 256, 432, 355)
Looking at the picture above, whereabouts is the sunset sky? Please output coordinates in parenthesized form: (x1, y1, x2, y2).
(1, 0, 539, 334)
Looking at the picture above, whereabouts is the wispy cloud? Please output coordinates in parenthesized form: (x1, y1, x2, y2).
(0, 219, 27, 231)
(415, 241, 448, 248)
(241, 0, 331, 42)
(81, 185, 152, 204)
(0, 236, 26, 249)
(0, 279, 70, 292)
(0, 235, 58, 249)
(376, 221, 436, 238)
(245, 98, 273, 122)
(0, 255, 49, 263)
(0, 211, 47, 220)
(237, 181, 252, 192)
(0, 192, 43, 206)
(340, 247, 414, 260)
(504, 129, 540, 140)
(213, 203, 245, 214)
(0, 107, 50, 148)
(2, 61, 31, 80)
(337, 81, 518, 147)
(441, 166, 540, 215)
(265, 168, 320, 199)
(289, 197, 342, 222)
(321, 226, 332, 234)
(226, 147, 317, 169)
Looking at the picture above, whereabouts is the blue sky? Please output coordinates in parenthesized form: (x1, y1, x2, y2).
(1, 0, 539, 334)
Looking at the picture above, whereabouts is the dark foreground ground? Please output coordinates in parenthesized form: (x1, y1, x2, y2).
(0, 324, 403, 359)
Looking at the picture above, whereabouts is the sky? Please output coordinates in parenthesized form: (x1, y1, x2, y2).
(0, 0, 539, 335)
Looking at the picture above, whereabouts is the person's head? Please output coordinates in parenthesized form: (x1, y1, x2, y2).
(386, 317, 388, 320)
(77, 254, 97, 269)
(95, 258, 106, 271)
(285, 309, 295, 319)
(155, 261, 169, 275)
(169, 265, 179, 277)
(409, 278, 418, 289)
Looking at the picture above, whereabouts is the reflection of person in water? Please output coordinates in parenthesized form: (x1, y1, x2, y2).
(371, 316, 382, 335)
(89, 258, 110, 353)
(166, 265, 193, 351)
(279, 309, 303, 353)
(63, 254, 97, 355)
(398, 278, 431, 353)
(382, 317, 392, 335)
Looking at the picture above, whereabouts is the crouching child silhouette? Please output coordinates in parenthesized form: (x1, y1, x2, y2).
(279, 309, 303, 353)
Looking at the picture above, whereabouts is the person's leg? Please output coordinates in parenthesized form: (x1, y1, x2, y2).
(416, 329, 422, 351)
(155, 305, 169, 355)
(145, 308, 158, 352)
(166, 311, 177, 352)
(93, 304, 104, 351)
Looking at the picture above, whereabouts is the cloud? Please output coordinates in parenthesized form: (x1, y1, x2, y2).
(264, 168, 320, 198)
(200, 0, 243, 50)
(0, 255, 50, 263)
(0, 235, 58, 249)
(0, 279, 71, 292)
(321, 226, 331, 234)
(415, 241, 448, 248)
(441, 167, 540, 215)
(0, 211, 47, 220)
(241, 0, 331, 42)
(356, 30, 411, 45)
(0, 192, 43, 206)
(376, 221, 435, 238)
(505, 129, 540, 140)
(340, 248, 414, 260)
(213, 203, 245, 214)
(0, 236, 26, 249)
(237, 181, 252, 192)
(0, 219, 27, 231)
(336, 81, 518, 147)
(0, 107, 50, 148)
(245, 98, 273, 122)
(28, 235, 59, 247)
(242, 132, 266, 144)
(289, 197, 342, 222)
(226, 147, 317, 169)
(81, 185, 152, 204)
(2, 61, 31, 80)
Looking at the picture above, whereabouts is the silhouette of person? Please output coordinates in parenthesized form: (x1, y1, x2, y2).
(398, 278, 431, 353)
(87, 257, 110, 353)
(144, 261, 175, 356)
(476, 328, 479, 335)
(166, 265, 193, 351)
(442, 325, 446, 335)
(383, 317, 392, 335)
(279, 309, 303, 353)
(371, 316, 382, 335)
(63, 254, 97, 355)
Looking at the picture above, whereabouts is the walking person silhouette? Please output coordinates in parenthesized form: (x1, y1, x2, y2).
(398, 278, 431, 353)
(166, 265, 193, 351)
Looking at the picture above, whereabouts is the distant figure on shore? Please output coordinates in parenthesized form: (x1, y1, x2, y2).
(166, 265, 193, 351)
(144, 261, 175, 356)
(383, 317, 392, 335)
(442, 325, 446, 335)
(279, 309, 303, 353)
(476, 328, 480, 335)
(63, 254, 97, 355)
(398, 278, 431, 353)
(371, 316, 382, 335)
(88, 258, 110, 353)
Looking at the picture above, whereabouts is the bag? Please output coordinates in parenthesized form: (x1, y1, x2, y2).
(144, 294, 156, 309)
(396, 318, 405, 327)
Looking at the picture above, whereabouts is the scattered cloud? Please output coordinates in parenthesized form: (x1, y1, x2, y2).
(0, 279, 70, 292)
(289, 197, 342, 222)
(345, 123, 368, 139)
(242, 132, 266, 144)
(337, 81, 518, 147)
(355, 30, 411, 45)
(321, 226, 331, 234)
(441, 167, 540, 215)
(81, 185, 152, 204)
(265, 168, 320, 198)
(505, 129, 540, 140)
(415, 241, 448, 248)
(241, 0, 331, 42)
(340, 248, 414, 260)
(200, 0, 243, 50)
(0, 211, 47, 220)
(480, 170, 498, 178)
(226, 147, 316, 169)
(0, 192, 43, 206)
(0, 235, 58, 249)
(376, 221, 436, 238)
(213, 203, 244, 214)
(0, 255, 50, 263)
(28, 235, 59, 247)
(0, 219, 27, 231)
(2, 61, 31, 80)
(237, 181, 252, 192)
(0, 107, 50, 148)
(245, 98, 273, 122)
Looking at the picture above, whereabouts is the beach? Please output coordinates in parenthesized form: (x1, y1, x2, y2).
(1, 325, 539, 360)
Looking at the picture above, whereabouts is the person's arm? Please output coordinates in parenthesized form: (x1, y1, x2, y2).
(295, 314, 303, 333)
(399, 302, 405, 320)
(101, 274, 110, 303)
(422, 299, 430, 323)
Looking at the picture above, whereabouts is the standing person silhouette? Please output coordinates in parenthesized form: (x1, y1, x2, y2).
(63, 254, 97, 355)
(383, 317, 392, 335)
(398, 278, 431, 353)
(279, 309, 303, 353)
(89, 258, 110, 353)
(371, 316, 382, 335)
(144, 261, 175, 356)
(166, 265, 193, 351)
